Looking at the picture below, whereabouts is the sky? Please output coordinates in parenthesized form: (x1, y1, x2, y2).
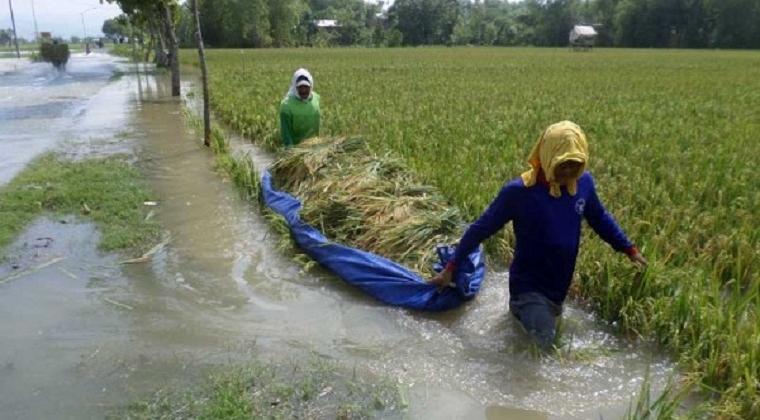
(1, 0, 122, 41)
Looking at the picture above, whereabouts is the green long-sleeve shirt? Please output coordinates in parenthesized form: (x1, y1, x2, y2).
(279, 93, 321, 147)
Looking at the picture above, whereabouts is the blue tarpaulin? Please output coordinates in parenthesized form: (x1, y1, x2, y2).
(260, 170, 486, 311)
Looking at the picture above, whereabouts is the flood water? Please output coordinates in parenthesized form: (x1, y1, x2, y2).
(0, 53, 675, 419)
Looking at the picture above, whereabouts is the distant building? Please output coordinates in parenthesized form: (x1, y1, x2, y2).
(314, 19, 340, 29)
(569, 25, 597, 51)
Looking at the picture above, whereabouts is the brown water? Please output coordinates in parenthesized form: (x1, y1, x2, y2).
(0, 55, 675, 419)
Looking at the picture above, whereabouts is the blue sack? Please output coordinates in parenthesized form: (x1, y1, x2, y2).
(260, 170, 485, 311)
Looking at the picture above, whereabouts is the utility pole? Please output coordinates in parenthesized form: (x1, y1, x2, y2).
(80, 7, 98, 54)
(81, 13, 87, 41)
(81, 12, 89, 53)
(30, 0, 39, 43)
(8, 0, 20, 58)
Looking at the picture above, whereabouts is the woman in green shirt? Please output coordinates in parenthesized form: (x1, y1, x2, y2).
(279, 68, 321, 147)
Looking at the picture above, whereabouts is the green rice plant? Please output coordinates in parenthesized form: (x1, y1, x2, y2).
(622, 376, 687, 420)
(179, 47, 760, 417)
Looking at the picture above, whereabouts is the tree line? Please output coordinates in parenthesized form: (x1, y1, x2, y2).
(100, 0, 758, 103)
(105, 0, 760, 50)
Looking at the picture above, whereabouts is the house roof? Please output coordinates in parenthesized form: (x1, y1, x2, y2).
(571, 25, 597, 36)
(315, 20, 339, 28)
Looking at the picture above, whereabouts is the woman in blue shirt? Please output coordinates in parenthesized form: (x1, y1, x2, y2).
(430, 121, 647, 350)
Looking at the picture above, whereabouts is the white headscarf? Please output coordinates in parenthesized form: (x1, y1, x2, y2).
(285, 68, 314, 101)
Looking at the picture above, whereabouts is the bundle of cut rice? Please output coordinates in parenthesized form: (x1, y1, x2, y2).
(270, 137, 462, 277)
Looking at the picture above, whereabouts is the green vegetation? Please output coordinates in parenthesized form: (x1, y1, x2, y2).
(102, 15, 132, 44)
(0, 44, 39, 53)
(181, 47, 760, 417)
(110, 43, 146, 63)
(115, 358, 403, 419)
(623, 372, 697, 420)
(168, 0, 760, 49)
(0, 154, 160, 256)
(39, 43, 70, 68)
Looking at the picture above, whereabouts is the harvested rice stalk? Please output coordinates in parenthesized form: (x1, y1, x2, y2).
(270, 137, 463, 277)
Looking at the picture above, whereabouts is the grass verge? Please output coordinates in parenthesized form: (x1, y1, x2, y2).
(0, 154, 160, 256)
(110, 44, 151, 63)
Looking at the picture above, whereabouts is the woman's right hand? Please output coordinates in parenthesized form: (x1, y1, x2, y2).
(429, 267, 454, 290)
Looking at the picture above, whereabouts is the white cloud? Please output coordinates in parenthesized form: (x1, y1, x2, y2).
(1, 0, 122, 40)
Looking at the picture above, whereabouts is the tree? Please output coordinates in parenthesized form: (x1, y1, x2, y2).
(196, 0, 271, 48)
(389, 0, 461, 45)
(175, 3, 195, 48)
(613, 0, 648, 46)
(106, 0, 182, 96)
(102, 16, 132, 42)
(105, 0, 760, 50)
(268, 0, 308, 47)
(189, 0, 211, 147)
(450, 1, 523, 46)
(333, 1, 372, 45)
(708, 0, 760, 48)
(159, 1, 181, 96)
(386, 27, 403, 46)
(0, 29, 11, 47)
(588, 0, 620, 46)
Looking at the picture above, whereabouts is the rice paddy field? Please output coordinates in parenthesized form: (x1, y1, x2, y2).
(181, 47, 760, 417)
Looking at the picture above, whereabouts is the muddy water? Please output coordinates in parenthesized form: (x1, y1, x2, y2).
(0, 52, 135, 184)
(0, 56, 675, 419)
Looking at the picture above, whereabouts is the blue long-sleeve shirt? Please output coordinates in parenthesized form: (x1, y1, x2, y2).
(452, 172, 633, 305)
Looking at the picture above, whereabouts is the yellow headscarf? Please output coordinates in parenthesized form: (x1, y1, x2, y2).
(520, 121, 589, 198)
